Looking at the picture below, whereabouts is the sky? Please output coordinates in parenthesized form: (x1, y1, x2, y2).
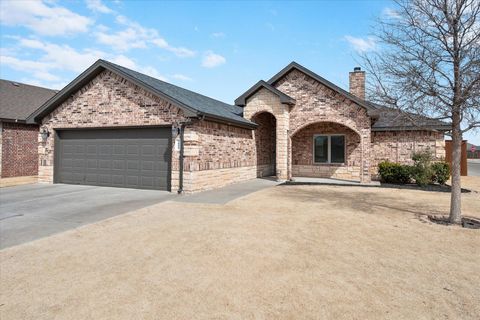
(0, 0, 478, 144)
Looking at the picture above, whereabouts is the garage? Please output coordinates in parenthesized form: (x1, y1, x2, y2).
(54, 127, 171, 190)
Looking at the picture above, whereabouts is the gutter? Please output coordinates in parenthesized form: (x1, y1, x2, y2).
(177, 123, 185, 194)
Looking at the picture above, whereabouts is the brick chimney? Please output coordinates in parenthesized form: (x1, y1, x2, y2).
(349, 67, 365, 100)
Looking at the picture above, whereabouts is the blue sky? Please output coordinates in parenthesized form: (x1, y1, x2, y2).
(1, 0, 478, 144)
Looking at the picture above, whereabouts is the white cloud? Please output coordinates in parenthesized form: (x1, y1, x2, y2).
(201, 51, 226, 68)
(382, 7, 401, 19)
(344, 35, 377, 53)
(86, 0, 113, 14)
(211, 32, 225, 38)
(17, 37, 104, 72)
(0, 0, 92, 36)
(152, 38, 195, 57)
(94, 15, 196, 57)
(172, 74, 192, 81)
(1, 36, 169, 89)
(95, 27, 149, 51)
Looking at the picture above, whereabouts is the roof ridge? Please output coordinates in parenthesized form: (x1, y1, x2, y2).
(100, 60, 235, 108)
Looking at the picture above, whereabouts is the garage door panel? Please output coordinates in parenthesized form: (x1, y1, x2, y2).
(55, 128, 171, 190)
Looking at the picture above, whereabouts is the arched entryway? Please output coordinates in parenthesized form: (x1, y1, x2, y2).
(252, 112, 276, 177)
(290, 121, 362, 182)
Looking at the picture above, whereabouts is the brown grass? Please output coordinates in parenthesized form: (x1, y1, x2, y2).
(1, 181, 479, 319)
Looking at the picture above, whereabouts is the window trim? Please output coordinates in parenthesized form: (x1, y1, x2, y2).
(313, 134, 346, 164)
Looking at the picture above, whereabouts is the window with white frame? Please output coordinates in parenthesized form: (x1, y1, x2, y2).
(313, 134, 345, 164)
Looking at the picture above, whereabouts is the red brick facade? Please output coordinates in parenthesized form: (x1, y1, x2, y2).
(292, 122, 361, 180)
(37, 70, 256, 192)
(1, 122, 39, 178)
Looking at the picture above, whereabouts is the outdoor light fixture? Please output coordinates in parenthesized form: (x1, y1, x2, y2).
(40, 127, 50, 142)
(171, 123, 180, 138)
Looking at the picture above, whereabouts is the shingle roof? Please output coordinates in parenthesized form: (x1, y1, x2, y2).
(234, 80, 295, 106)
(368, 102, 451, 131)
(0, 79, 57, 121)
(27, 59, 257, 128)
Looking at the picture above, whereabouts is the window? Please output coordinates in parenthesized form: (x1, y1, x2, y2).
(313, 135, 345, 164)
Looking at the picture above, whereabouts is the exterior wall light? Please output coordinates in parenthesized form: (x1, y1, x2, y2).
(40, 127, 50, 142)
(171, 123, 180, 138)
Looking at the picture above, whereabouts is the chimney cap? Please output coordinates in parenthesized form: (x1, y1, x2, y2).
(353, 67, 361, 72)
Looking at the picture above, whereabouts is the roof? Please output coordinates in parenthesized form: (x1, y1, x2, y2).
(368, 103, 451, 131)
(27, 59, 257, 129)
(234, 80, 296, 106)
(265, 61, 378, 115)
(0, 79, 57, 121)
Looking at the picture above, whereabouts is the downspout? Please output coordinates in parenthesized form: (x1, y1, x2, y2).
(177, 124, 185, 194)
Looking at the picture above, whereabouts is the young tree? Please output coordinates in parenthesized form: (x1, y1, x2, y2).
(363, 0, 480, 224)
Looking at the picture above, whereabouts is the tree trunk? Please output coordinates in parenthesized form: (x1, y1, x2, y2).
(449, 120, 462, 224)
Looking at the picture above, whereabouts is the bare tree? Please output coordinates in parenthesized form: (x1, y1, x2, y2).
(363, 0, 480, 224)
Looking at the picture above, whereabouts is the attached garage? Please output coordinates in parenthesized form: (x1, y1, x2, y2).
(54, 128, 171, 190)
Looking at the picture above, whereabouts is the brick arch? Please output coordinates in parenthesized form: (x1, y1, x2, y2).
(290, 120, 361, 138)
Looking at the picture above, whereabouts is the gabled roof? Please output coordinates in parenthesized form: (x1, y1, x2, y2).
(234, 80, 295, 106)
(368, 102, 451, 131)
(0, 79, 57, 122)
(266, 61, 378, 115)
(27, 59, 257, 129)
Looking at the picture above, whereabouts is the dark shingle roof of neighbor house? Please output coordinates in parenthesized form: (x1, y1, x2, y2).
(0, 79, 57, 122)
(26, 59, 257, 129)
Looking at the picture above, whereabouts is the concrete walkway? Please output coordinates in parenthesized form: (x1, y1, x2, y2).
(174, 178, 280, 204)
(287, 177, 381, 187)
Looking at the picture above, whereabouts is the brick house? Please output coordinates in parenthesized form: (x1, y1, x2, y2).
(0, 80, 56, 178)
(26, 60, 449, 192)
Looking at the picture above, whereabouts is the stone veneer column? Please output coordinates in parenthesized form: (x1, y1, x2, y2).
(360, 129, 371, 183)
(275, 108, 289, 180)
(243, 88, 290, 181)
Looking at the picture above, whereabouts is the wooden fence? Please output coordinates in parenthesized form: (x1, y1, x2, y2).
(444, 140, 468, 176)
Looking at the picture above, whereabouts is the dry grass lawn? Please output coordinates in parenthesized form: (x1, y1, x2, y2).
(1, 181, 479, 319)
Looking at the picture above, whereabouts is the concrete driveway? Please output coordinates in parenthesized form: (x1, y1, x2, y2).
(0, 184, 175, 249)
(468, 159, 480, 176)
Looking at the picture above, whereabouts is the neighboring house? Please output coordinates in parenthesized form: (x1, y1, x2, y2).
(26, 60, 449, 192)
(0, 80, 57, 178)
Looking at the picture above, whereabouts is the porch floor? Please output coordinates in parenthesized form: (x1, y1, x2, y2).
(288, 177, 380, 187)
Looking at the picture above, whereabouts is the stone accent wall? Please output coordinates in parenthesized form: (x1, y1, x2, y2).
(179, 120, 256, 192)
(243, 88, 289, 179)
(349, 70, 366, 100)
(273, 69, 372, 182)
(252, 112, 276, 177)
(1, 122, 39, 178)
(371, 130, 446, 177)
(38, 70, 187, 185)
(291, 122, 361, 180)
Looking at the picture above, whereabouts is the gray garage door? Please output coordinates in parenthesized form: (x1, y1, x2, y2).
(54, 128, 171, 190)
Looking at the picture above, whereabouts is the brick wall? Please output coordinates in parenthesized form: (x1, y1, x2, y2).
(38, 70, 187, 184)
(1, 122, 39, 178)
(371, 130, 445, 177)
(291, 122, 361, 180)
(273, 69, 372, 182)
(178, 120, 256, 192)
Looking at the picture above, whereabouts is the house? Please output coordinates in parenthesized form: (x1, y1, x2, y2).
(26, 60, 449, 192)
(0, 80, 57, 179)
